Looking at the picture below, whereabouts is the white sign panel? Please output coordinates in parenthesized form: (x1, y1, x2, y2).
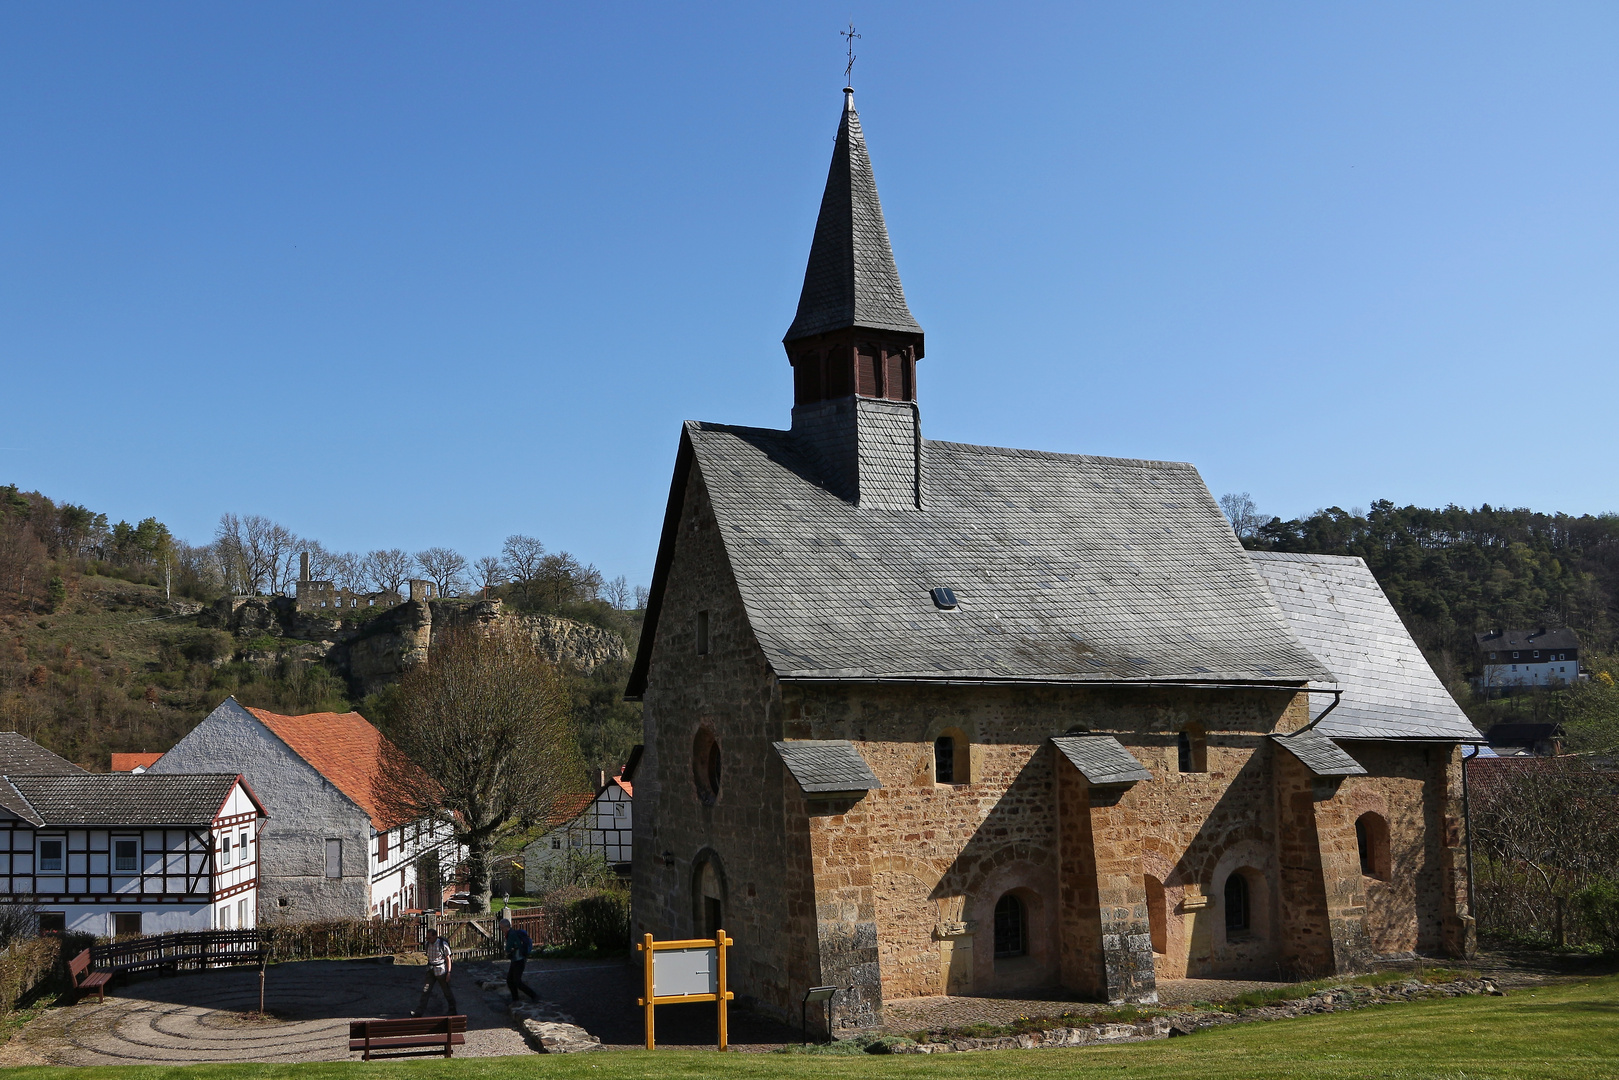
(653, 946, 717, 997)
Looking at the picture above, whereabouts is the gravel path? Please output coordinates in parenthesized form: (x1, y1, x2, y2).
(0, 957, 529, 1066)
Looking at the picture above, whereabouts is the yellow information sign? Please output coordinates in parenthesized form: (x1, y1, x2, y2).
(635, 931, 734, 1050)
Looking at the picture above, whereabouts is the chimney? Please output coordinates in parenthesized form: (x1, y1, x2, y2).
(595, 769, 608, 791)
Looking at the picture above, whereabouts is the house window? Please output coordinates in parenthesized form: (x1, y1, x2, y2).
(240, 830, 250, 858)
(1489, 652, 1497, 660)
(37, 912, 65, 935)
(114, 839, 138, 872)
(1513, 652, 1520, 659)
(1533, 651, 1540, 658)
(219, 904, 233, 929)
(238, 899, 248, 929)
(113, 912, 142, 938)
(38, 839, 63, 873)
(325, 839, 343, 878)
(220, 835, 232, 867)
(993, 893, 1026, 958)
(551, 837, 562, 850)
(1224, 873, 1250, 933)
(378, 830, 390, 863)
(934, 736, 955, 784)
(696, 611, 710, 655)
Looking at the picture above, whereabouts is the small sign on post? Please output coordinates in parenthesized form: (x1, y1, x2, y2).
(636, 931, 734, 1050)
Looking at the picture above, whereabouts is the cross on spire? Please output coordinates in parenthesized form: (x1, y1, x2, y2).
(841, 22, 860, 87)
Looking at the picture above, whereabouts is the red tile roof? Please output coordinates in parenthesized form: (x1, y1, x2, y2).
(612, 776, 633, 798)
(547, 792, 596, 831)
(245, 707, 408, 830)
(109, 753, 164, 772)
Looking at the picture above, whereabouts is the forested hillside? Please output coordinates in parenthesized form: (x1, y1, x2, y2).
(0, 484, 645, 774)
(1225, 495, 1619, 752)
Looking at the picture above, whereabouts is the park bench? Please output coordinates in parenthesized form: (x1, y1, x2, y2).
(68, 949, 112, 1003)
(347, 1016, 467, 1060)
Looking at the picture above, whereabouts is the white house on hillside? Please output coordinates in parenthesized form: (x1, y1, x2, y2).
(0, 732, 267, 936)
(150, 698, 455, 922)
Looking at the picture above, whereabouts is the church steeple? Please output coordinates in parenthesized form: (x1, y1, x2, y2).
(784, 88, 924, 407)
(786, 88, 926, 511)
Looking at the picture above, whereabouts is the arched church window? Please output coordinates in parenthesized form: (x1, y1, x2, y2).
(1224, 872, 1249, 933)
(934, 736, 955, 784)
(1356, 812, 1390, 880)
(1145, 875, 1168, 954)
(993, 893, 1026, 958)
(693, 728, 721, 805)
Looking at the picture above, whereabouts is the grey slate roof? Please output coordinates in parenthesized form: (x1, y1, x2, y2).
(783, 90, 923, 344)
(0, 733, 85, 823)
(0, 733, 84, 776)
(0, 774, 249, 827)
(630, 423, 1333, 690)
(1248, 552, 1482, 741)
(1475, 628, 1580, 654)
(1050, 736, 1154, 785)
(772, 740, 883, 795)
(1271, 731, 1367, 777)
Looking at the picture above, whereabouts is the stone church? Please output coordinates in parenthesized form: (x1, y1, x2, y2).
(628, 87, 1482, 1027)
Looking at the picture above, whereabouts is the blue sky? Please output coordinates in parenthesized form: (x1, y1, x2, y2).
(4, 3, 1617, 587)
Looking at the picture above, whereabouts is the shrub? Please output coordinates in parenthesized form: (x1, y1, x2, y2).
(1571, 878, 1619, 953)
(0, 936, 60, 1016)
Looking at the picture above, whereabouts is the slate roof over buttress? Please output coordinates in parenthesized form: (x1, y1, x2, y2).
(1270, 731, 1368, 777)
(0, 773, 255, 827)
(1050, 736, 1154, 785)
(773, 740, 883, 795)
(784, 90, 923, 344)
(244, 703, 411, 830)
(629, 423, 1333, 690)
(1248, 552, 1482, 742)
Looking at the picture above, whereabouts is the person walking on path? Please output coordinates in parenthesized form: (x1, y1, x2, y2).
(501, 915, 540, 1002)
(414, 928, 459, 1016)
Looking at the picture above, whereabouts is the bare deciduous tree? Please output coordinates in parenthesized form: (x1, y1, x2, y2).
(415, 547, 468, 597)
(373, 628, 582, 914)
(362, 549, 414, 596)
(215, 514, 299, 595)
(632, 584, 650, 610)
(1218, 492, 1266, 540)
(473, 555, 507, 594)
(502, 535, 546, 606)
(604, 575, 630, 610)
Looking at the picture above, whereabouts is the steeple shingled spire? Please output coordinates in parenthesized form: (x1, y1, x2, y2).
(784, 89, 922, 345)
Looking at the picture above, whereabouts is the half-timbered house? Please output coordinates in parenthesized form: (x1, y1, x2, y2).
(0, 735, 266, 936)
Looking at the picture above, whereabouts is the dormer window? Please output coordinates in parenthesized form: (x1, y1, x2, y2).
(1512, 652, 1520, 659)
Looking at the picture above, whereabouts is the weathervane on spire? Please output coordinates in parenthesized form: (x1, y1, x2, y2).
(841, 21, 860, 87)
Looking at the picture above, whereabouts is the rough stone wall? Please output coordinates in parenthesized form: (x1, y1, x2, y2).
(787, 682, 1323, 1007)
(630, 464, 811, 1023)
(1331, 742, 1471, 959)
(148, 702, 372, 922)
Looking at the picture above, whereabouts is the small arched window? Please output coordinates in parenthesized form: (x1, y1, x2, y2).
(993, 893, 1026, 958)
(1356, 812, 1390, 880)
(934, 736, 955, 784)
(1178, 727, 1206, 773)
(1224, 873, 1249, 933)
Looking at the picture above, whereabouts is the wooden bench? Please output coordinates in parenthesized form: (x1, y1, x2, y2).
(68, 949, 112, 1003)
(348, 1016, 467, 1060)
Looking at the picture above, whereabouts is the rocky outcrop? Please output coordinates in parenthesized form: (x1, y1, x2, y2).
(200, 594, 628, 696)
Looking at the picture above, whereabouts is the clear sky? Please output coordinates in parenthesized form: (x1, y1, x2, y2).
(4, 3, 1617, 587)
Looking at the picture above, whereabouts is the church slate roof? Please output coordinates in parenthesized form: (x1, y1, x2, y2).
(1050, 736, 1154, 786)
(0, 773, 254, 827)
(1248, 552, 1482, 742)
(784, 91, 923, 344)
(629, 422, 1334, 692)
(1270, 731, 1368, 777)
(773, 740, 883, 795)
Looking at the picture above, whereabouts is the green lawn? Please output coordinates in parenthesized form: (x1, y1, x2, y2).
(2, 975, 1614, 1080)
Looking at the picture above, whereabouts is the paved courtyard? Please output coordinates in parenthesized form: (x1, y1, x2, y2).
(0, 957, 530, 1066)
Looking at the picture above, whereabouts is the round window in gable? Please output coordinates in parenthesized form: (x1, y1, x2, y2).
(693, 728, 722, 805)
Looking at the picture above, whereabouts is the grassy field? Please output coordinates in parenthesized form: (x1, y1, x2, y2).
(0, 974, 1613, 1080)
